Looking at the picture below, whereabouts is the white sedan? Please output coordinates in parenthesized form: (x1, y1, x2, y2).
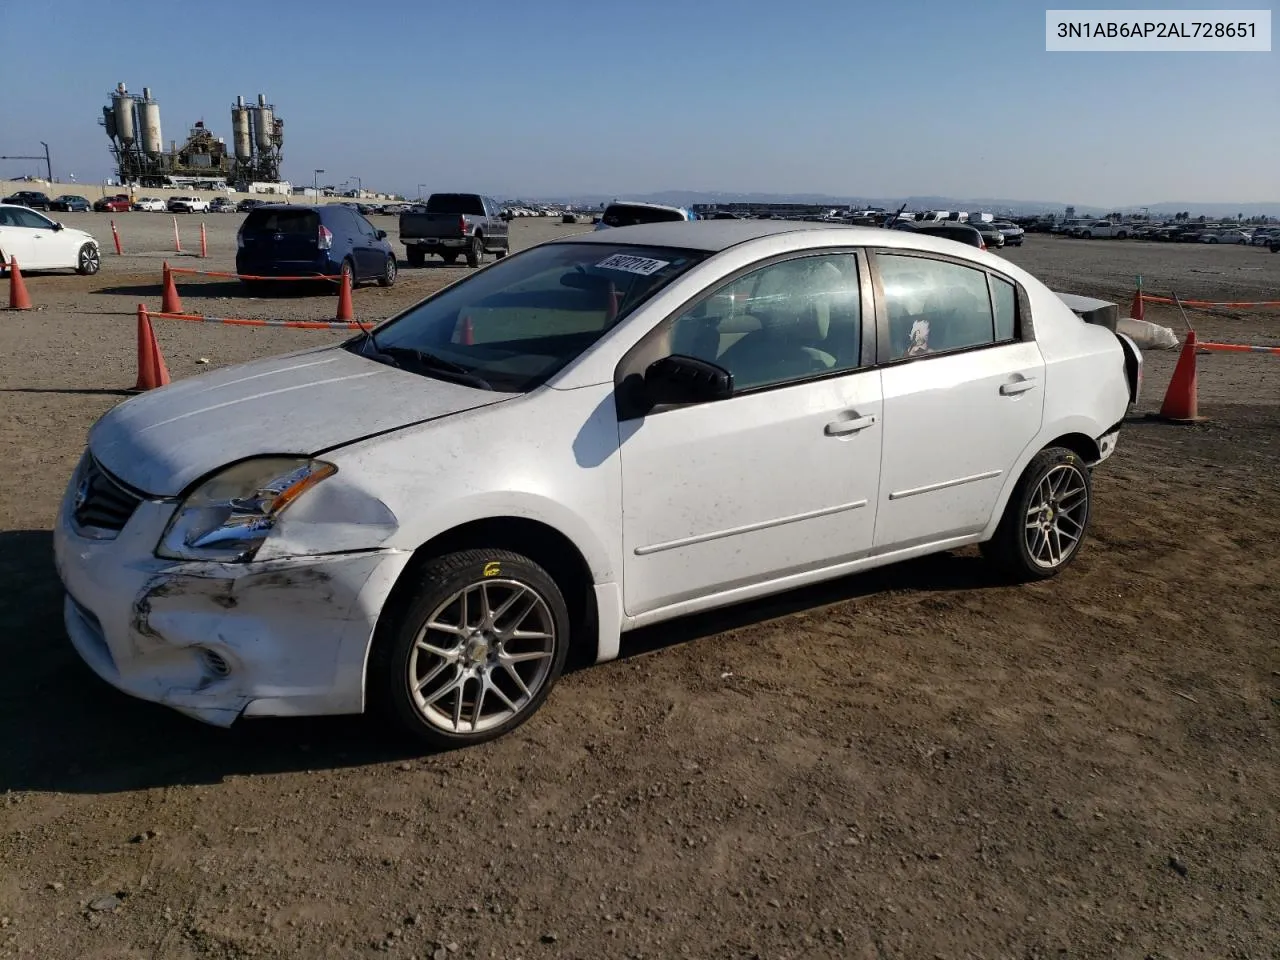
(54, 222, 1141, 747)
(134, 197, 167, 212)
(0, 204, 101, 274)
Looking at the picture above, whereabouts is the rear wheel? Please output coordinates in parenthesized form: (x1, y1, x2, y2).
(466, 236, 482, 268)
(406, 246, 426, 268)
(372, 549, 571, 749)
(378, 253, 397, 288)
(981, 447, 1092, 582)
(76, 243, 100, 276)
(339, 257, 356, 291)
(441, 251, 459, 265)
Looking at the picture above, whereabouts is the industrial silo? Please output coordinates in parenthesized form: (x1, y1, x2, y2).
(232, 95, 253, 160)
(112, 82, 136, 145)
(139, 87, 163, 155)
(101, 104, 118, 141)
(253, 93, 274, 152)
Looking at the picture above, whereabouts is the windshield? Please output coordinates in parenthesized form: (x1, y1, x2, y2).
(426, 194, 486, 216)
(242, 208, 318, 234)
(602, 204, 687, 228)
(356, 242, 708, 392)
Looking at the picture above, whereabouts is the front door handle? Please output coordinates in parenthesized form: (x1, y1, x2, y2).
(825, 415, 877, 436)
(1000, 378, 1037, 396)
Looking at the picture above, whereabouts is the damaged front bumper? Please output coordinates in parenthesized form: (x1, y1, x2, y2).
(52, 484, 412, 728)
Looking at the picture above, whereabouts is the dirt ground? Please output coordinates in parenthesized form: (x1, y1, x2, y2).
(1, 216, 1278, 959)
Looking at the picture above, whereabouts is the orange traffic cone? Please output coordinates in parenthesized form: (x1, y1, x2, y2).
(133, 304, 171, 392)
(460, 315, 475, 345)
(335, 270, 354, 321)
(161, 261, 183, 314)
(1159, 329, 1203, 422)
(1129, 287, 1144, 321)
(7, 257, 32, 310)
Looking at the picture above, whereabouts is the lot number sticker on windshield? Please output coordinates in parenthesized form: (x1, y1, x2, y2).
(596, 253, 671, 276)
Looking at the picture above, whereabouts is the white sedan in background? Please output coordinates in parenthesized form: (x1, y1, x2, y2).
(0, 203, 101, 274)
(1201, 229, 1251, 244)
(133, 197, 167, 212)
(54, 221, 1141, 747)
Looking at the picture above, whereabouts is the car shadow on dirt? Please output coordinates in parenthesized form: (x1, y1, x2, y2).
(616, 550, 999, 662)
(1, 526, 1006, 796)
(94, 281, 340, 299)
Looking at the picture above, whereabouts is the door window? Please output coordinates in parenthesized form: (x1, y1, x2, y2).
(876, 254, 998, 359)
(665, 254, 863, 391)
(6, 208, 52, 229)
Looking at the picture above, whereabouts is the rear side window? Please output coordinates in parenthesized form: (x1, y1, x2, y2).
(426, 194, 486, 216)
(602, 204, 686, 228)
(991, 276, 1017, 341)
(243, 209, 319, 234)
(876, 254, 996, 359)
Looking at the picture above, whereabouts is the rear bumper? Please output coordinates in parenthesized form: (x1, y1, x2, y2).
(235, 255, 339, 278)
(403, 237, 469, 249)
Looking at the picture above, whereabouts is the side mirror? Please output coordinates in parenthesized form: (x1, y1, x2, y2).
(643, 354, 733, 407)
(54, 222, 64, 231)
(376, 229, 388, 239)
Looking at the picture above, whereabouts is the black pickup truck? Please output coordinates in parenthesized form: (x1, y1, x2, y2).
(399, 193, 510, 267)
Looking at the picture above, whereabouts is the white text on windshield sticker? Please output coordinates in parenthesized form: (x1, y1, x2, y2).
(596, 253, 671, 276)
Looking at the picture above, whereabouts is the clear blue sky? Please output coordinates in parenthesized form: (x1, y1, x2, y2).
(1, 0, 1274, 206)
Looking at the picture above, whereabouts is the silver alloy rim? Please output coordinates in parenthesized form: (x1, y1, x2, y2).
(80, 246, 99, 273)
(408, 578, 556, 734)
(1025, 464, 1088, 569)
(386, 257, 396, 282)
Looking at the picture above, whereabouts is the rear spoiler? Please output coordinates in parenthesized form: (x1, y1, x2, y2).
(1054, 292, 1118, 331)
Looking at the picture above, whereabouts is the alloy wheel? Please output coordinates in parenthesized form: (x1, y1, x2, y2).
(1024, 463, 1089, 569)
(407, 578, 557, 735)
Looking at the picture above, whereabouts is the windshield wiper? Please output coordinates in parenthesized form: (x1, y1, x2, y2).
(376, 345, 494, 391)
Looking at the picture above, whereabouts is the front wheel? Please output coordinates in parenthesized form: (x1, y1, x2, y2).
(373, 549, 571, 749)
(981, 447, 1092, 582)
(378, 253, 397, 288)
(76, 242, 101, 276)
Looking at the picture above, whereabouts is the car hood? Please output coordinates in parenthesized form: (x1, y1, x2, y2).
(89, 345, 512, 496)
(59, 225, 94, 243)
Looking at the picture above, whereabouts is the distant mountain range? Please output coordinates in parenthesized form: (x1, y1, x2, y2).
(512, 190, 1280, 219)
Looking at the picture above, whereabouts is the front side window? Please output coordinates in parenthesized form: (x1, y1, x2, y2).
(10, 208, 53, 229)
(877, 254, 998, 359)
(359, 243, 707, 392)
(663, 253, 863, 391)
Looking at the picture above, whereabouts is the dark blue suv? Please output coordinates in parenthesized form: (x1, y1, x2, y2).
(235, 204, 397, 290)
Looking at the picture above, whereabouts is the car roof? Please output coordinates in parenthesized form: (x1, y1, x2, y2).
(549, 219, 1001, 257)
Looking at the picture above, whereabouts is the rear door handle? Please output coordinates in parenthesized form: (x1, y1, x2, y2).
(1000, 378, 1037, 396)
(825, 415, 877, 436)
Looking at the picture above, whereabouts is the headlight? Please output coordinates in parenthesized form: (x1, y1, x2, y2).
(156, 457, 337, 563)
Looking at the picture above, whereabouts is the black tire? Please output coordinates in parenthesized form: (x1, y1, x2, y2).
(378, 253, 397, 288)
(76, 242, 101, 276)
(466, 236, 481, 268)
(339, 257, 356, 292)
(406, 246, 426, 268)
(372, 549, 571, 749)
(981, 446, 1093, 583)
(1081, 231, 1092, 239)
(441, 251, 459, 265)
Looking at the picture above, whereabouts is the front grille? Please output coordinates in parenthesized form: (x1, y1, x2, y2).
(73, 456, 144, 534)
